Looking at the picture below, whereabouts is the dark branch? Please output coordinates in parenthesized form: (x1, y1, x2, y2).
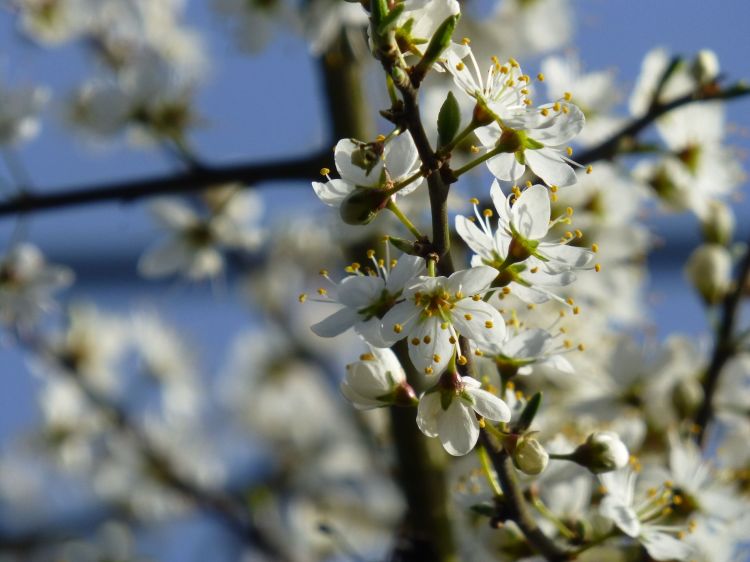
(693, 238, 750, 444)
(0, 149, 331, 218)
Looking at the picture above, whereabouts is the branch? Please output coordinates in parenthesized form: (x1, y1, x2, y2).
(693, 238, 750, 444)
(577, 83, 750, 166)
(480, 432, 570, 562)
(0, 149, 331, 218)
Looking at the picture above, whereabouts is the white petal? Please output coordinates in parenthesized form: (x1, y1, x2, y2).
(337, 275, 385, 309)
(384, 132, 419, 180)
(525, 148, 577, 188)
(641, 530, 693, 561)
(486, 151, 526, 182)
(311, 307, 359, 337)
(312, 179, 353, 207)
(386, 254, 426, 293)
(416, 392, 441, 437)
(503, 328, 551, 359)
(455, 215, 495, 261)
(465, 385, 511, 422)
(450, 299, 506, 344)
(438, 399, 479, 456)
(539, 243, 595, 269)
(407, 316, 454, 375)
(511, 184, 550, 240)
(354, 316, 390, 347)
(138, 239, 191, 278)
(490, 180, 511, 224)
(380, 301, 421, 346)
(369, 346, 406, 384)
(150, 199, 198, 229)
(341, 380, 381, 410)
(444, 267, 498, 295)
(600, 496, 640, 538)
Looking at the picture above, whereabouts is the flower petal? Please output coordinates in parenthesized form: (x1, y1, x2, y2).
(384, 131, 419, 181)
(386, 254, 426, 293)
(337, 275, 385, 309)
(511, 184, 550, 240)
(486, 151, 526, 182)
(416, 391, 442, 437)
(407, 316, 454, 375)
(311, 307, 359, 337)
(334, 139, 384, 187)
(312, 179, 353, 207)
(465, 385, 511, 422)
(455, 215, 495, 262)
(438, 399, 479, 456)
(451, 299, 506, 344)
(525, 148, 577, 188)
(444, 267, 498, 296)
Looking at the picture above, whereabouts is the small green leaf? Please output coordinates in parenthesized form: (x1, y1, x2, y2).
(388, 236, 417, 255)
(412, 14, 459, 82)
(515, 391, 542, 432)
(470, 502, 496, 518)
(437, 91, 461, 148)
(377, 3, 405, 35)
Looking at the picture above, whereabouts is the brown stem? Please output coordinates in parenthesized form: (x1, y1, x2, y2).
(480, 433, 570, 561)
(693, 238, 750, 444)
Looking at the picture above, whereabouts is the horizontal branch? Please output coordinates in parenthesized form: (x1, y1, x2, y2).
(0, 149, 331, 218)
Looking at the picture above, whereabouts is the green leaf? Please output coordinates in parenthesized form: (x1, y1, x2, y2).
(437, 91, 461, 148)
(412, 14, 459, 82)
(515, 391, 542, 432)
(470, 502, 496, 518)
(370, 0, 389, 32)
(388, 236, 417, 255)
(377, 3, 405, 35)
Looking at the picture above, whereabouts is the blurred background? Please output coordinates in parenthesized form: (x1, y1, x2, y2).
(0, 0, 748, 560)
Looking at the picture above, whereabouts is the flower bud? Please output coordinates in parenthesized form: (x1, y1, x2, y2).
(340, 346, 410, 409)
(684, 244, 732, 305)
(691, 49, 720, 85)
(339, 187, 390, 225)
(700, 200, 734, 246)
(512, 436, 549, 475)
(672, 377, 704, 419)
(570, 431, 629, 474)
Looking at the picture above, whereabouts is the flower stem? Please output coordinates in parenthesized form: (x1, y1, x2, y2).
(477, 445, 503, 497)
(452, 145, 505, 178)
(531, 495, 577, 541)
(387, 200, 423, 239)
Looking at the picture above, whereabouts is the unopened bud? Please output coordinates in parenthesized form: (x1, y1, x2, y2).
(691, 49, 720, 85)
(701, 200, 734, 246)
(512, 436, 548, 475)
(339, 187, 390, 225)
(684, 244, 732, 305)
(571, 431, 629, 474)
(341, 346, 409, 409)
(672, 377, 704, 419)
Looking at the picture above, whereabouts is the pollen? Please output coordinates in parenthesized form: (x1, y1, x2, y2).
(411, 337, 420, 346)
(562, 105, 569, 114)
(595, 263, 601, 272)
(483, 209, 493, 217)
(425, 366, 433, 375)
(458, 355, 468, 365)
(563, 340, 572, 349)
(485, 320, 494, 328)
(566, 146, 573, 156)
(469, 197, 479, 205)
(523, 98, 533, 105)
(441, 321, 450, 329)
(540, 108, 549, 116)
(530, 266, 539, 273)
(464, 313, 473, 321)
(461, 37, 471, 45)
(298, 293, 307, 303)
(391, 258, 398, 268)
(521, 74, 530, 82)
(359, 353, 375, 361)
(455, 62, 465, 71)
(393, 324, 403, 333)
(521, 88, 529, 95)
(525, 180, 533, 188)
(319, 167, 330, 176)
(472, 294, 481, 301)
(566, 297, 575, 306)
(502, 287, 511, 294)
(553, 102, 561, 112)
(577, 343, 585, 351)
(455, 290, 463, 300)
(550, 185, 558, 193)
(575, 229, 583, 238)
(478, 418, 485, 428)
(366, 249, 375, 258)
(474, 350, 484, 356)
(423, 335, 432, 344)
(564, 231, 574, 239)
(350, 262, 361, 271)
(591, 243, 599, 253)
(563, 92, 572, 101)
(509, 58, 519, 68)
(449, 336, 456, 344)
(573, 306, 580, 315)
(317, 288, 327, 295)
(433, 354, 441, 363)
(536, 73, 545, 81)
(586, 165, 593, 174)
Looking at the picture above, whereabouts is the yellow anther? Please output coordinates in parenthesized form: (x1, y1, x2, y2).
(411, 337, 420, 346)
(425, 366, 433, 375)
(502, 287, 511, 294)
(469, 197, 479, 205)
(317, 288, 327, 295)
(523, 98, 533, 105)
(559, 326, 567, 333)
(521, 88, 529, 95)
(575, 229, 583, 238)
(423, 335, 432, 344)
(449, 336, 457, 344)
(595, 264, 601, 272)
(456, 62, 465, 71)
(527, 303, 535, 310)
(564, 340, 572, 349)
(391, 258, 398, 268)
(566, 206, 574, 216)
(673, 495, 684, 505)
(433, 354, 441, 363)
(441, 321, 450, 328)
(573, 306, 580, 315)
(661, 507, 673, 517)
(647, 487, 658, 498)
(562, 105, 569, 114)
(677, 531, 686, 540)
(564, 231, 574, 239)
(591, 243, 599, 253)
(566, 297, 575, 305)
(378, 258, 385, 268)
(553, 102, 561, 112)
(540, 108, 550, 117)
(320, 167, 330, 176)
(577, 343, 585, 351)
(521, 74, 530, 82)
(586, 165, 593, 174)
(464, 313, 473, 321)
(525, 180, 533, 188)
(470, 145, 480, 153)
(366, 249, 375, 258)
(563, 92, 572, 101)
(359, 353, 375, 361)
(550, 185, 558, 193)
(458, 355, 468, 365)
(298, 293, 307, 303)
(536, 73, 545, 82)
(506, 381, 515, 390)
(472, 294, 481, 301)
(530, 266, 539, 273)
(375, 134, 386, 142)
(483, 209, 493, 218)
(485, 320, 494, 329)
(455, 291, 464, 299)
(478, 417, 486, 428)
(474, 350, 484, 356)
(350, 262, 361, 270)
(499, 65, 508, 74)
(566, 146, 573, 156)
(393, 324, 403, 333)
(462, 37, 471, 45)
(509, 58, 519, 67)
(319, 268, 329, 276)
